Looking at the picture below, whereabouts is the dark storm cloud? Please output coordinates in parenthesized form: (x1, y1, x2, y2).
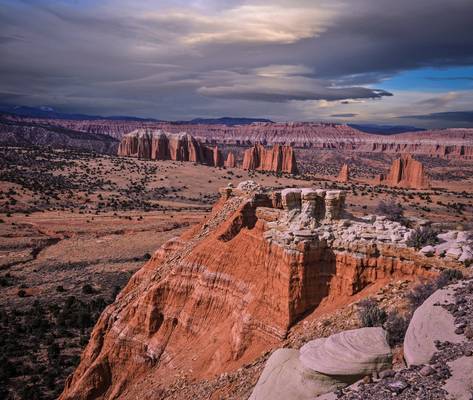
(331, 113, 358, 118)
(297, 0, 473, 81)
(0, 0, 472, 120)
(400, 111, 473, 123)
(199, 87, 392, 102)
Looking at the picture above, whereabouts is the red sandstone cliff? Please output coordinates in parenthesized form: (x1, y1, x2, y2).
(224, 152, 236, 168)
(242, 144, 298, 174)
(60, 184, 440, 400)
(378, 154, 430, 189)
(337, 164, 350, 183)
(9, 115, 473, 159)
(117, 129, 223, 166)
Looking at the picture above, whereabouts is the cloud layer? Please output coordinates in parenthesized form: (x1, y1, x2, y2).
(0, 0, 473, 124)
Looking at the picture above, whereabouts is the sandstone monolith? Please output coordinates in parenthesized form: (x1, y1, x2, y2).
(377, 154, 429, 189)
(242, 143, 298, 174)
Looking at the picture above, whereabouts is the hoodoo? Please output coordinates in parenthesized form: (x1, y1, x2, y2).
(337, 163, 350, 183)
(242, 143, 298, 174)
(61, 181, 440, 400)
(378, 154, 430, 189)
(224, 152, 236, 168)
(117, 129, 223, 167)
(213, 145, 223, 167)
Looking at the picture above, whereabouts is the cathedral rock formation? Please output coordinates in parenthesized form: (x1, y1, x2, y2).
(378, 154, 430, 189)
(224, 152, 236, 168)
(61, 181, 443, 400)
(242, 144, 298, 174)
(213, 145, 223, 167)
(117, 129, 223, 166)
(337, 163, 350, 183)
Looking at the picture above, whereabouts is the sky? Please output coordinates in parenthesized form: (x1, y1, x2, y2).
(1, 0, 473, 127)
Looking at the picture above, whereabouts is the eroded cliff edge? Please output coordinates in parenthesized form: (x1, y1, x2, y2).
(60, 182, 445, 400)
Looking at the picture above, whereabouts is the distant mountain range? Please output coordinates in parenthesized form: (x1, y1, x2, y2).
(1, 105, 432, 134)
(0, 105, 161, 121)
(0, 105, 272, 126)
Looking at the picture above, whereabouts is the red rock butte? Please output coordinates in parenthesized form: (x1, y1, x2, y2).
(117, 129, 224, 167)
(60, 181, 440, 400)
(377, 154, 430, 189)
(242, 143, 298, 174)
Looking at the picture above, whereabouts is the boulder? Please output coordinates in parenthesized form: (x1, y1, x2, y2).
(443, 356, 473, 400)
(299, 327, 392, 377)
(446, 246, 463, 260)
(404, 283, 464, 366)
(419, 245, 435, 256)
(249, 349, 347, 400)
(459, 249, 473, 263)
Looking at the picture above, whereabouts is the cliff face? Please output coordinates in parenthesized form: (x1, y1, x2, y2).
(60, 182, 441, 400)
(117, 129, 222, 166)
(0, 119, 119, 154)
(14, 116, 473, 159)
(378, 154, 430, 189)
(242, 144, 298, 174)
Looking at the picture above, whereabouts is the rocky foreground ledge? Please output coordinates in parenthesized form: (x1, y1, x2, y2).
(251, 279, 473, 400)
(60, 181, 466, 400)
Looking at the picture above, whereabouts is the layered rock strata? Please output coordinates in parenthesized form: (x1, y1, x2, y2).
(117, 129, 223, 166)
(419, 230, 473, 264)
(242, 143, 298, 174)
(377, 154, 429, 189)
(61, 182, 440, 400)
(250, 327, 392, 400)
(26, 117, 473, 159)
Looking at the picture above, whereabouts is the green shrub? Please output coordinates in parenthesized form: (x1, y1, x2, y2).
(406, 280, 436, 310)
(385, 311, 410, 347)
(436, 268, 464, 288)
(358, 298, 387, 327)
(406, 226, 438, 250)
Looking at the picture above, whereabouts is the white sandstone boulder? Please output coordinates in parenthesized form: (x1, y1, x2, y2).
(249, 349, 347, 400)
(443, 356, 473, 400)
(299, 327, 392, 377)
(404, 283, 464, 366)
(420, 245, 435, 256)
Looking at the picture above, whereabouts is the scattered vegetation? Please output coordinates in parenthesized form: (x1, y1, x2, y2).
(406, 226, 439, 249)
(357, 298, 387, 327)
(384, 311, 410, 347)
(0, 286, 128, 399)
(375, 200, 404, 222)
(407, 269, 464, 310)
(359, 269, 464, 348)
